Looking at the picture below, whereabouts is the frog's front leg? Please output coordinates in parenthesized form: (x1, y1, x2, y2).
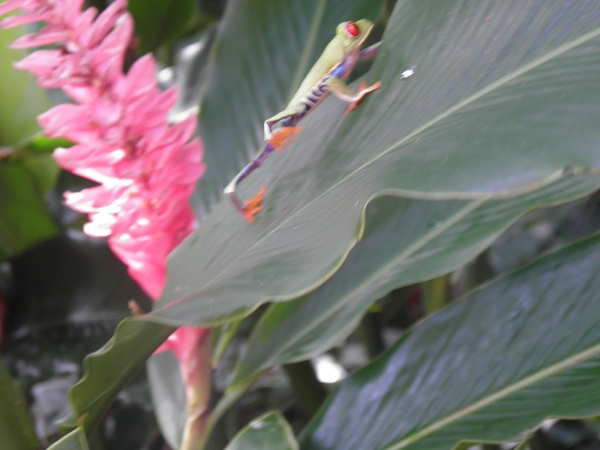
(326, 76, 382, 113)
(358, 41, 381, 59)
(263, 104, 304, 139)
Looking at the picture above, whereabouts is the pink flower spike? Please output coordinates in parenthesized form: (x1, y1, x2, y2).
(55, 0, 85, 26)
(91, 13, 133, 84)
(2, 0, 210, 442)
(1, 11, 53, 29)
(13, 49, 62, 73)
(155, 327, 209, 362)
(81, 0, 126, 48)
(5, 0, 204, 308)
(39, 103, 95, 139)
(11, 28, 70, 48)
(0, 0, 29, 18)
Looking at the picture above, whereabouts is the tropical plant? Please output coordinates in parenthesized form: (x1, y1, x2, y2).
(2, 1, 600, 450)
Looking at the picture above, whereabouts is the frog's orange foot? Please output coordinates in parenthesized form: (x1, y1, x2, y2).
(269, 126, 304, 153)
(346, 80, 382, 114)
(242, 186, 267, 223)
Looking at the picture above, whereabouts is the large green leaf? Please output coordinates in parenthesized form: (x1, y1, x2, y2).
(47, 428, 88, 450)
(194, 0, 385, 213)
(0, 361, 39, 450)
(225, 411, 298, 450)
(61, 319, 175, 434)
(0, 159, 59, 261)
(128, 0, 194, 54)
(0, 24, 51, 146)
(148, 0, 600, 328)
(300, 232, 600, 450)
(321, 0, 600, 198)
(147, 352, 186, 450)
(231, 175, 600, 385)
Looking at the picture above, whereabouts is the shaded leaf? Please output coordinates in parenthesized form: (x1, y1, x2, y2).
(149, 0, 600, 329)
(128, 0, 194, 53)
(232, 175, 600, 385)
(6, 234, 151, 339)
(147, 352, 186, 450)
(0, 159, 59, 261)
(47, 427, 88, 450)
(0, 361, 39, 450)
(225, 411, 298, 450)
(0, 25, 51, 146)
(168, 26, 218, 125)
(300, 232, 600, 450)
(313, 0, 600, 198)
(194, 0, 385, 213)
(4, 234, 156, 442)
(61, 319, 175, 434)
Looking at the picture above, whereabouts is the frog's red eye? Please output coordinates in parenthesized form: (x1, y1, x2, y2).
(345, 22, 360, 37)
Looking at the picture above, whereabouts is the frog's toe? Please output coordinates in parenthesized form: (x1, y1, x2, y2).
(242, 186, 268, 223)
(346, 80, 381, 114)
(268, 126, 304, 153)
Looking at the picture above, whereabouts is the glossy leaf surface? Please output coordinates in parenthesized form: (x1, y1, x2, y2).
(47, 428, 88, 450)
(152, 0, 600, 328)
(225, 411, 298, 450)
(301, 232, 600, 450)
(194, 0, 385, 212)
(147, 352, 186, 450)
(232, 175, 600, 385)
(63, 319, 175, 434)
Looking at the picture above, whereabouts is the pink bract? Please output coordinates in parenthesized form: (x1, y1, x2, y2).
(0, 0, 204, 304)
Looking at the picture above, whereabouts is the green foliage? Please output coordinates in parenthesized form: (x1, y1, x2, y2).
(301, 232, 600, 449)
(48, 428, 88, 450)
(0, 362, 39, 450)
(0, 158, 60, 261)
(224, 412, 298, 450)
(194, 0, 386, 212)
(0, 24, 60, 262)
(4, 0, 600, 449)
(148, 0, 600, 329)
(231, 176, 599, 386)
(0, 26, 51, 146)
(61, 319, 175, 435)
(128, 0, 195, 53)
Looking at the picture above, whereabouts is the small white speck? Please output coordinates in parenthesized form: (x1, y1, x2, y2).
(400, 66, 416, 79)
(251, 421, 267, 430)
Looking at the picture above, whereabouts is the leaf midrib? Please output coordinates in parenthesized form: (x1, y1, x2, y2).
(237, 198, 485, 381)
(158, 22, 600, 318)
(385, 340, 600, 450)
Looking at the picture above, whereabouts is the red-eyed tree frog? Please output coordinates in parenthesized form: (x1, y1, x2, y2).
(224, 19, 384, 222)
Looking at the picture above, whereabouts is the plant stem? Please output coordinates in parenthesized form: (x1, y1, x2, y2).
(196, 376, 259, 450)
(283, 360, 328, 415)
(179, 331, 212, 450)
(422, 274, 451, 315)
(360, 312, 386, 359)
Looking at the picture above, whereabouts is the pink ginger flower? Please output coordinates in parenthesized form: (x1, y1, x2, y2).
(0, 0, 209, 411)
(0, 0, 204, 301)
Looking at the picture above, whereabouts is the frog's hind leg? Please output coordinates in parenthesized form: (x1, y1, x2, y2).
(224, 139, 279, 221)
(326, 77, 381, 114)
(268, 126, 305, 153)
(241, 186, 267, 222)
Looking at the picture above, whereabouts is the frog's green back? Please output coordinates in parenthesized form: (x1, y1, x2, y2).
(286, 36, 346, 107)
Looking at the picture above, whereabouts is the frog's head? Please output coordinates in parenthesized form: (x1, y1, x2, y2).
(336, 19, 373, 52)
